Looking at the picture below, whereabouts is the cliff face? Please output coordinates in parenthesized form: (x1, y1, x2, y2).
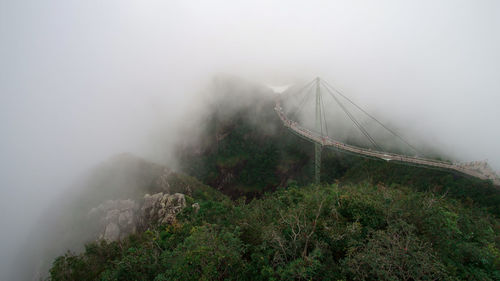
(88, 192, 187, 242)
(88, 199, 139, 241)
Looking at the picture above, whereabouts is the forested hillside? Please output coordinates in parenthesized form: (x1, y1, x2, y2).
(49, 78, 500, 280)
(50, 182, 500, 280)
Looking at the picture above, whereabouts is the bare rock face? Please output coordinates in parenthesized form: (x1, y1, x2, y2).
(88, 199, 140, 242)
(88, 193, 188, 242)
(103, 222, 120, 241)
(192, 202, 200, 213)
(142, 192, 186, 225)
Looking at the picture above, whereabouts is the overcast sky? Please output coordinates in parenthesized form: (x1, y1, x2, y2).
(1, 0, 500, 279)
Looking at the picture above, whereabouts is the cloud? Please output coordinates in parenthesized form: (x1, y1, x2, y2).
(1, 0, 499, 279)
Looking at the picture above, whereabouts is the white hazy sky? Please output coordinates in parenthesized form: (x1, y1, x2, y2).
(1, 0, 500, 279)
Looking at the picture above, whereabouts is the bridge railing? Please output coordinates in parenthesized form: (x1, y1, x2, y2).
(275, 95, 498, 184)
(275, 105, 452, 164)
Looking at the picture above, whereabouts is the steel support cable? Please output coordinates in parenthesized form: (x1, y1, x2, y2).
(290, 86, 314, 120)
(321, 81, 382, 150)
(283, 79, 316, 103)
(320, 87, 329, 137)
(322, 80, 421, 156)
(322, 82, 377, 148)
(321, 81, 371, 143)
(323, 82, 377, 147)
(289, 83, 316, 120)
(316, 80, 323, 136)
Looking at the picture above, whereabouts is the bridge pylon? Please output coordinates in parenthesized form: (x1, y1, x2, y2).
(314, 77, 322, 184)
(274, 77, 500, 186)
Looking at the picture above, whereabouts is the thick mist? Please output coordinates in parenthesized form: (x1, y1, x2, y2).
(1, 0, 500, 279)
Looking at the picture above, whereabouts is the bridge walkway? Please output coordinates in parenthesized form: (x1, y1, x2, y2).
(274, 99, 498, 184)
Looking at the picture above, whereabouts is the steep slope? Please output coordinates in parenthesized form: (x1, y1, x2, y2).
(15, 153, 213, 281)
(49, 183, 500, 280)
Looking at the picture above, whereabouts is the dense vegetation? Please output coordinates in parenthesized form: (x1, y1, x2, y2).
(342, 159, 500, 217)
(49, 78, 500, 280)
(50, 182, 500, 280)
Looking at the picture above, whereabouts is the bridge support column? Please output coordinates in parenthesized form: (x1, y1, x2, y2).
(315, 143, 321, 184)
(315, 77, 322, 184)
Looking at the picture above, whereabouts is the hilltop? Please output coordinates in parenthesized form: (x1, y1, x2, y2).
(45, 77, 500, 280)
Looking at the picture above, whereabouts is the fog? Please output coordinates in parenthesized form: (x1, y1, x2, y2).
(1, 0, 500, 279)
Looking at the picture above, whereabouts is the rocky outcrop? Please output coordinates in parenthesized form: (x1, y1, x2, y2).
(88, 192, 187, 242)
(142, 192, 186, 225)
(192, 202, 200, 213)
(88, 199, 140, 241)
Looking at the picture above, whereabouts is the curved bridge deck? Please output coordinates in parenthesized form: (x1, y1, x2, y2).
(275, 99, 499, 185)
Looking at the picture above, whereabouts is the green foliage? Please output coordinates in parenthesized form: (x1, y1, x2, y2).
(47, 78, 500, 280)
(342, 159, 500, 217)
(178, 99, 319, 196)
(345, 221, 448, 280)
(50, 183, 500, 280)
(156, 224, 244, 281)
(49, 241, 122, 281)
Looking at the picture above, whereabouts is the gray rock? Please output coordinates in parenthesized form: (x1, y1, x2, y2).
(192, 203, 200, 213)
(105, 209, 120, 222)
(89, 192, 186, 242)
(141, 192, 186, 225)
(118, 210, 134, 228)
(117, 199, 136, 210)
(103, 222, 120, 242)
(89, 199, 139, 242)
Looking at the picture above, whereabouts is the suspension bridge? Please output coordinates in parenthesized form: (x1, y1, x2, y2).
(274, 77, 500, 185)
